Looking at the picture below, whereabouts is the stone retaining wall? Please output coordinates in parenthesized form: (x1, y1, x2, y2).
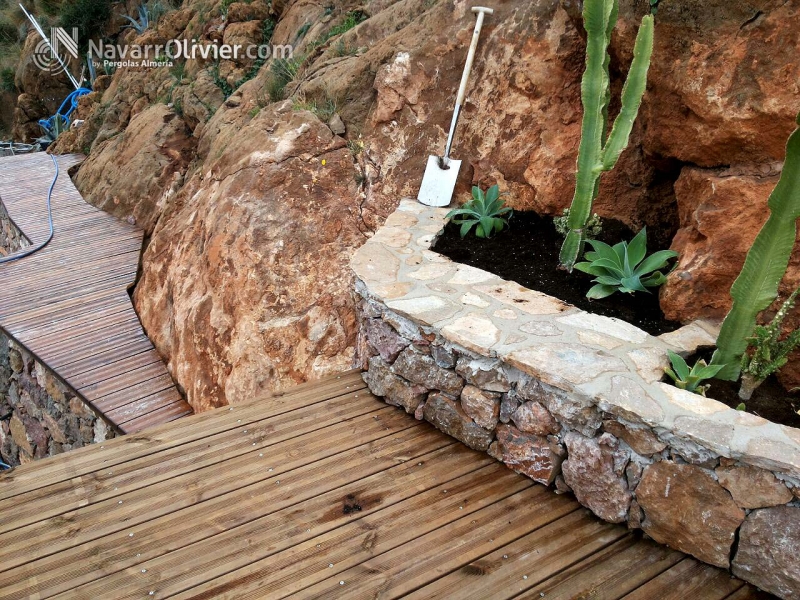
(0, 201, 28, 257)
(352, 199, 800, 599)
(0, 331, 116, 467)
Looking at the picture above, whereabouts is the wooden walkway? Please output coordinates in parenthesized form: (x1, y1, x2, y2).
(0, 371, 770, 600)
(0, 152, 192, 433)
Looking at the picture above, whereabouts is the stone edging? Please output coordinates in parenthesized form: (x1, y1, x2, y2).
(351, 199, 800, 599)
(352, 199, 800, 478)
(1, 330, 117, 466)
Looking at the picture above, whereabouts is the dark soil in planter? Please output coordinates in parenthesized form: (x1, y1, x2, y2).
(433, 211, 681, 336)
(668, 349, 800, 429)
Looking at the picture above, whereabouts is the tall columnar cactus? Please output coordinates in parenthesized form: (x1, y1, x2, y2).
(558, 0, 655, 271)
(712, 114, 800, 380)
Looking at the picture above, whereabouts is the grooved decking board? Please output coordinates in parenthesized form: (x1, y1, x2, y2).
(0, 374, 768, 600)
(0, 152, 192, 433)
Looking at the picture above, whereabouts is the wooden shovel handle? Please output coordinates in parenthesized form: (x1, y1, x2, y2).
(455, 7, 494, 107)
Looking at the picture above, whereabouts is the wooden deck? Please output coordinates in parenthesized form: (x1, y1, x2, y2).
(0, 371, 769, 600)
(0, 152, 192, 433)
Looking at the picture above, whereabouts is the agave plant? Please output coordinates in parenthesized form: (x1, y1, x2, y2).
(123, 3, 149, 34)
(574, 228, 677, 299)
(559, 0, 655, 270)
(445, 185, 512, 239)
(712, 114, 800, 380)
(664, 351, 725, 396)
(35, 114, 69, 148)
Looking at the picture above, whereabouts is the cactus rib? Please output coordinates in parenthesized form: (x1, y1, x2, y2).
(558, 0, 654, 271)
(712, 114, 800, 380)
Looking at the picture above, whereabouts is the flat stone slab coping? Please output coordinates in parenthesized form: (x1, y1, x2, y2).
(352, 199, 800, 479)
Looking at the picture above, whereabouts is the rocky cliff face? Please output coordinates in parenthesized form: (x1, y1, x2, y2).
(9, 0, 798, 409)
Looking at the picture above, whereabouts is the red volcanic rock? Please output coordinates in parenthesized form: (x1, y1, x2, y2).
(561, 432, 631, 524)
(134, 106, 363, 411)
(73, 104, 196, 235)
(637, 461, 745, 568)
(660, 165, 793, 323)
(489, 424, 563, 485)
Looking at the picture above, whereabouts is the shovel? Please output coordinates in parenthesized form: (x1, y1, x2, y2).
(417, 6, 494, 207)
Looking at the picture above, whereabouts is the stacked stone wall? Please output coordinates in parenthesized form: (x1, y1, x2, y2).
(0, 201, 28, 257)
(0, 331, 116, 467)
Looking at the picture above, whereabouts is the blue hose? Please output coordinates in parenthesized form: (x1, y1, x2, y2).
(0, 154, 59, 264)
(37, 87, 92, 137)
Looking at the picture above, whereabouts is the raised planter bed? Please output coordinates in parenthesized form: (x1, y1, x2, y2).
(352, 199, 800, 599)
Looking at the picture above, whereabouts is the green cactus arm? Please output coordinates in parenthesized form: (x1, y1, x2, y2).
(600, 0, 619, 141)
(559, 0, 615, 270)
(711, 114, 800, 380)
(600, 14, 654, 171)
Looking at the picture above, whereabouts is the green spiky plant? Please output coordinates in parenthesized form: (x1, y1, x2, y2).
(558, 0, 654, 271)
(446, 185, 512, 239)
(574, 228, 677, 299)
(711, 114, 800, 381)
(738, 288, 800, 400)
(664, 351, 725, 397)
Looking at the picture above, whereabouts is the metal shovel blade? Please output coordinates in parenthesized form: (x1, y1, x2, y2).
(417, 156, 462, 207)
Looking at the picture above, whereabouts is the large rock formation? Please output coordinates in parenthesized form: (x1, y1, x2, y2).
(133, 105, 364, 410)
(73, 104, 195, 234)
(6, 0, 793, 407)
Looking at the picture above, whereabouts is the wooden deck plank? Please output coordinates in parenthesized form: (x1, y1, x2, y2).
(0, 371, 366, 500)
(0, 152, 184, 433)
(402, 509, 627, 600)
(0, 387, 375, 535)
(170, 465, 539, 600)
(0, 394, 394, 559)
(287, 490, 581, 600)
(512, 534, 684, 600)
(1, 430, 462, 598)
(619, 558, 745, 600)
(723, 587, 776, 600)
(118, 401, 194, 433)
(77, 359, 169, 398)
(72, 351, 164, 391)
(10, 298, 133, 342)
(0, 375, 766, 600)
(1, 288, 123, 329)
(52, 337, 159, 378)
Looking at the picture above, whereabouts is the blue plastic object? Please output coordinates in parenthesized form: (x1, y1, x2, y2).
(37, 87, 92, 138)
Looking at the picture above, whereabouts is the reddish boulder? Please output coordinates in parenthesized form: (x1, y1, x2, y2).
(134, 107, 362, 411)
(602, 419, 666, 456)
(561, 432, 631, 524)
(363, 357, 427, 414)
(74, 104, 196, 235)
(392, 346, 464, 397)
(460, 385, 500, 430)
(660, 165, 793, 323)
(511, 401, 560, 436)
(632, 0, 800, 167)
(489, 424, 563, 485)
(716, 465, 794, 509)
(733, 505, 800, 599)
(364, 318, 410, 363)
(423, 392, 494, 452)
(636, 461, 745, 568)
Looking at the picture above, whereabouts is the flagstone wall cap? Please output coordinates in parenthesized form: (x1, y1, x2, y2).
(351, 198, 800, 478)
